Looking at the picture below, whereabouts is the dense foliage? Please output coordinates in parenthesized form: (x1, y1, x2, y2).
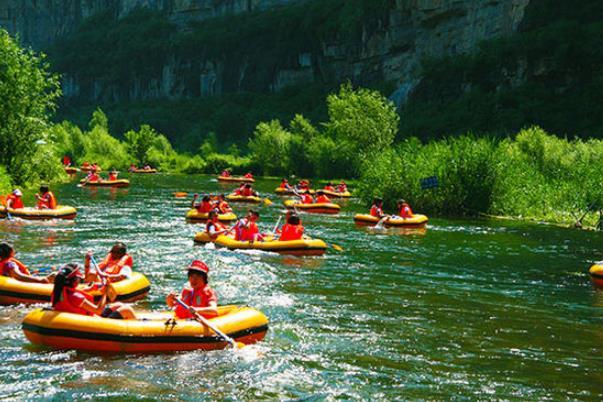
(0, 29, 62, 187)
(358, 127, 603, 227)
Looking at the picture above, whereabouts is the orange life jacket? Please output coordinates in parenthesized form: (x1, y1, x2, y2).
(52, 287, 93, 316)
(370, 205, 383, 217)
(0, 257, 31, 277)
(37, 192, 57, 209)
(6, 194, 24, 209)
(279, 224, 304, 241)
(99, 253, 133, 276)
(316, 195, 330, 204)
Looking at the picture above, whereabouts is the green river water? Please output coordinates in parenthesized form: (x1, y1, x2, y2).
(0, 174, 602, 400)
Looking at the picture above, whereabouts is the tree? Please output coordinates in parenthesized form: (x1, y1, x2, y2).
(0, 29, 61, 184)
(248, 120, 292, 175)
(323, 83, 399, 175)
(124, 124, 159, 165)
(89, 107, 109, 131)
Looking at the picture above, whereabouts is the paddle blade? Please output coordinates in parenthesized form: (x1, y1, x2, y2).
(332, 244, 344, 252)
(107, 283, 118, 302)
(263, 198, 273, 206)
(235, 341, 246, 349)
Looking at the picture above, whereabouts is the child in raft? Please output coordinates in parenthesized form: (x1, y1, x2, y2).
(192, 195, 214, 213)
(5, 189, 24, 210)
(337, 180, 347, 193)
(239, 184, 259, 197)
(206, 211, 231, 240)
(0, 242, 55, 283)
(324, 182, 336, 192)
(279, 178, 290, 189)
(390, 199, 414, 219)
(278, 213, 304, 241)
(244, 172, 254, 179)
(233, 210, 264, 242)
(369, 197, 386, 219)
(166, 260, 218, 319)
(214, 194, 232, 214)
(52, 263, 136, 319)
(220, 169, 231, 177)
(85, 169, 101, 182)
(35, 185, 57, 210)
(83, 242, 133, 284)
(108, 169, 118, 181)
(315, 190, 331, 204)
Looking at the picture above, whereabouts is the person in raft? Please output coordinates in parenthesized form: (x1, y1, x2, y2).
(84, 242, 133, 283)
(296, 191, 314, 204)
(324, 182, 336, 192)
(279, 178, 291, 189)
(244, 172, 254, 179)
(206, 211, 231, 240)
(234, 210, 264, 242)
(396, 199, 414, 218)
(108, 169, 119, 181)
(370, 197, 386, 218)
(240, 183, 259, 197)
(35, 185, 57, 210)
(337, 180, 347, 193)
(166, 260, 218, 319)
(192, 195, 214, 213)
(5, 189, 24, 210)
(128, 163, 137, 172)
(52, 263, 136, 319)
(220, 169, 231, 177)
(85, 169, 101, 182)
(82, 161, 91, 169)
(0, 242, 55, 283)
(278, 213, 304, 241)
(315, 190, 331, 204)
(296, 180, 310, 192)
(91, 163, 100, 172)
(215, 194, 232, 214)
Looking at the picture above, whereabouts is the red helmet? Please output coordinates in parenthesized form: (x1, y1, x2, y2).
(188, 260, 209, 274)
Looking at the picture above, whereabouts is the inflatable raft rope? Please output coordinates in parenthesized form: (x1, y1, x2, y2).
(185, 209, 237, 223)
(353, 213, 429, 227)
(226, 195, 261, 204)
(217, 176, 255, 183)
(214, 234, 327, 256)
(22, 305, 268, 353)
(0, 206, 77, 220)
(0, 272, 150, 305)
(283, 200, 340, 214)
(79, 179, 130, 188)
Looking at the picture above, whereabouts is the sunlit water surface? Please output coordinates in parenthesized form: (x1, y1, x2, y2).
(1, 174, 602, 400)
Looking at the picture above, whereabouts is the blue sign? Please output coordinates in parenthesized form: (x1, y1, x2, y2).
(420, 176, 439, 190)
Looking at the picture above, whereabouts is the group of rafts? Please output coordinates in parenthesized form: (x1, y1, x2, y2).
(184, 173, 429, 257)
(1, 166, 268, 353)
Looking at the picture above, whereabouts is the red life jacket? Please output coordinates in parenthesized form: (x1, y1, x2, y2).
(6, 194, 24, 209)
(37, 192, 57, 209)
(279, 182, 288, 189)
(99, 253, 133, 276)
(324, 186, 335, 192)
(300, 194, 313, 204)
(316, 195, 330, 204)
(399, 204, 414, 218)
(279, 224, 304, 241)
(238, 222, 259, 241)
(218, 201, 231, 214)
(196, 201, 214, 213)
(175, 285, 217, 319)
(370, 205, 383, 217)
(0, 258, 31, 277)
(52, 287, 93, 316)
(241, 188, 253, 197)
(108, 173, 118, 181)
(244, 173, 253, 178)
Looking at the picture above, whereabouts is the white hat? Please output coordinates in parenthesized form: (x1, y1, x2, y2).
(12, 189, 22, 196)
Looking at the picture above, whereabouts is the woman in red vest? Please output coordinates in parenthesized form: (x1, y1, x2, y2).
(35, 185, 57, 210)
(5, 189, 24, 209)
(279, 214, 304, 241)
(166, 260, 218, 319)
(51, 263, 136, 319)
(0, 243, 53, 283)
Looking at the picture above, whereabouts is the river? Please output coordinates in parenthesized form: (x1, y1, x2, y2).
(1, 174, 601, 400)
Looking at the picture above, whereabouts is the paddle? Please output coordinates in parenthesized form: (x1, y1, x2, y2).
(271, 215, 283, 235)
(374, 215, 390, 230)
(174, 297, 244, 349)
(0, 195, 13, 220)
(90, 255, 118, 302)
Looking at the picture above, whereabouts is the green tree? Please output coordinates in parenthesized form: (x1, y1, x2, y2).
(89, 107, 109, 131)
(124, 124, 159, 165)
(323, 83, 399, 175)
(248, 120, 292, 175)
(0, 29, 61, 184)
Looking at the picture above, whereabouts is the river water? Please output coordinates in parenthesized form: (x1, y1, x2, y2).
(0, 174, 601, 400)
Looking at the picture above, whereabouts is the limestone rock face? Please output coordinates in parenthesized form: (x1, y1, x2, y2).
(0, 0, 532, 104)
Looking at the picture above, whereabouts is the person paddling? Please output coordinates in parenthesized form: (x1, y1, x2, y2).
(206, 211, 230, 240)
(35, 185, 57, 210)
(397, 199, 414, 218)
(240, 183, 259, 197)
(279, 178, 290, 190)
(192, 195, 214, 213)
(84, 242, 133, 283)
(315, 190, 331, 204)
(337, 180, 347, 193)
(5, 189, 24, 210)
(220, 169, 231, 178)
(0, 243, 54, 283)
(215, 194, 232, 214)
(108, 169, 119, 181)
(370, 197, 386, 219)
(166, 260, 218, 319)
(234, 210, 264, 242)
(324, 183, 336, 192)
(52, 263, 136, 319)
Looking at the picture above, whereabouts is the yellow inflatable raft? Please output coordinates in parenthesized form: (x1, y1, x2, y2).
(283, 200, 340, 214)
(80, 179, 130, 188)
(0, 272, 150, 305)
(353, 213, 429, 228)
(226, 194, 261, 204)
(214, 235, 327, 256)
(589, 265, 603, 289)
(130, 169, 157, 174)
(64, 167, 80, 174)
(185, 209, 237, 223)
(22, 305, 268, 353)
(274, 188, 315, 195)
(320, 190, 351, 198)
(217, 176, 255, 183)
(0, 206, 77, 220)
(194, 232, 215, 244)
